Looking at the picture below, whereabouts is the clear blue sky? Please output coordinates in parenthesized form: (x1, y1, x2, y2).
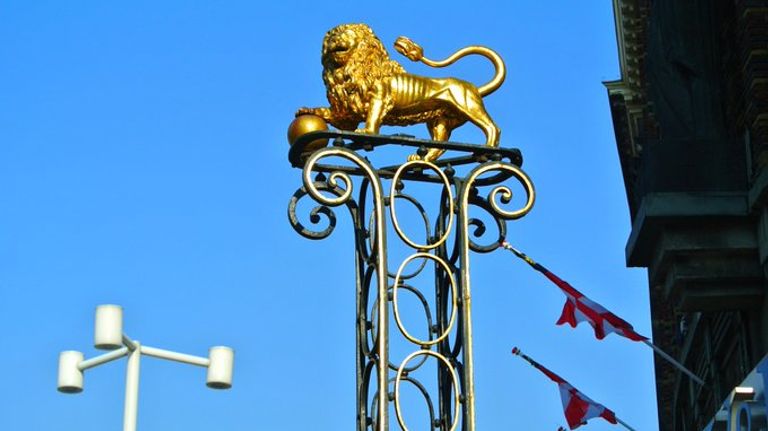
(0, 1, 657, 430)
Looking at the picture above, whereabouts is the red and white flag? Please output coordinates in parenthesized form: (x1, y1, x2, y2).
(500, 241, 647, 342)
(501, 240, 706, 388)
(512, 347, 618, 430)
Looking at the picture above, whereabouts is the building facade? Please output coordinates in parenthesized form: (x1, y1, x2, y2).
(605, 1, 768, 429)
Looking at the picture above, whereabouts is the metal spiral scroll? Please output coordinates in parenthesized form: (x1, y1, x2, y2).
(288, 138, 535, 431)
(462, 162, 535, 221)
(463, 163, 535, 254)
(288, 178, 355, 240)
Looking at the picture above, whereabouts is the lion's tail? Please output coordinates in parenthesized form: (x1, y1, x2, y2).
(394, 36, 506, 97)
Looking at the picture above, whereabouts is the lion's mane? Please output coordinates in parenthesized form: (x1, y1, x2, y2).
(321, 24, 405, 128)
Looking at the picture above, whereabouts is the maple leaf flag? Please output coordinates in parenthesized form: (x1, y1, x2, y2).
(512, 347, 618, 430)
(500, 241, 647, 342)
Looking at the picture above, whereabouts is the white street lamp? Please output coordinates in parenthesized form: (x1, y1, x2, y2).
(58, 304, 234, 431)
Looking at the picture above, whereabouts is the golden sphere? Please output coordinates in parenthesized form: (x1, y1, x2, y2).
(288, 115, 329, 152)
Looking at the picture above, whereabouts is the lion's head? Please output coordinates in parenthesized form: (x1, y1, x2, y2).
(321, 24, 405, 125)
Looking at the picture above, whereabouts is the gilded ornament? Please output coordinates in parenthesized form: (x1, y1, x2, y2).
(287, 114, 329, 152)
(296, 23, 507, 162)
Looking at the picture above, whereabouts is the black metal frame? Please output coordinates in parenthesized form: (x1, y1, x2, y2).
(288, 131, 534, 431)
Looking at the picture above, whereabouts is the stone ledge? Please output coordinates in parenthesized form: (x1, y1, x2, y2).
(626, 192, 750, 267)
(660, 255, 763, 311)
(626, 192, 763, 311)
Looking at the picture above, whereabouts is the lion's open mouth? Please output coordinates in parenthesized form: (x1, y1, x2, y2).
(326, 44, 349, 55)
(323, 43, 351, 65)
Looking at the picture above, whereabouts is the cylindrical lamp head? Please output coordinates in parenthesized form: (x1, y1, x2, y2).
(94, 304, 123, 350)
(206, 346, 234, 389)
(57, 351, 84, 393)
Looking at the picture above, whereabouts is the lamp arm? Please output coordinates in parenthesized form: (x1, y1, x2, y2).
(78, 347, 130, 371)
(140, 345, 210, 367)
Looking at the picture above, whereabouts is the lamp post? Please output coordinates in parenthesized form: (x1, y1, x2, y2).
(58, 304, 234, 431)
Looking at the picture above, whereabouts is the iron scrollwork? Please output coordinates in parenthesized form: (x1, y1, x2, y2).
(288, 132, 535, 431)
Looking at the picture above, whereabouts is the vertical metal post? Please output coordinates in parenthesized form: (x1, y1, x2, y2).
(457, 177, 479, 431)
(371, 171, 389, 431)
(457, 161, 535, 431)
(435, 194, 453, 431)
(123, 342, 141, 431)
(354, 195, 367, 431)
(296, 148, 390, 430)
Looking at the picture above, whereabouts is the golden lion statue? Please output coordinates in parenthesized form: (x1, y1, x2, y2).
(296, 23, 506, 162)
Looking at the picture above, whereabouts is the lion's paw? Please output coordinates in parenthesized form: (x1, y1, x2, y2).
(295, 107, 315, 117)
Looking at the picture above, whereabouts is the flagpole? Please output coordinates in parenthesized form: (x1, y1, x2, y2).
(615, 417, 637, 431)
(643, 339, 706, 387)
